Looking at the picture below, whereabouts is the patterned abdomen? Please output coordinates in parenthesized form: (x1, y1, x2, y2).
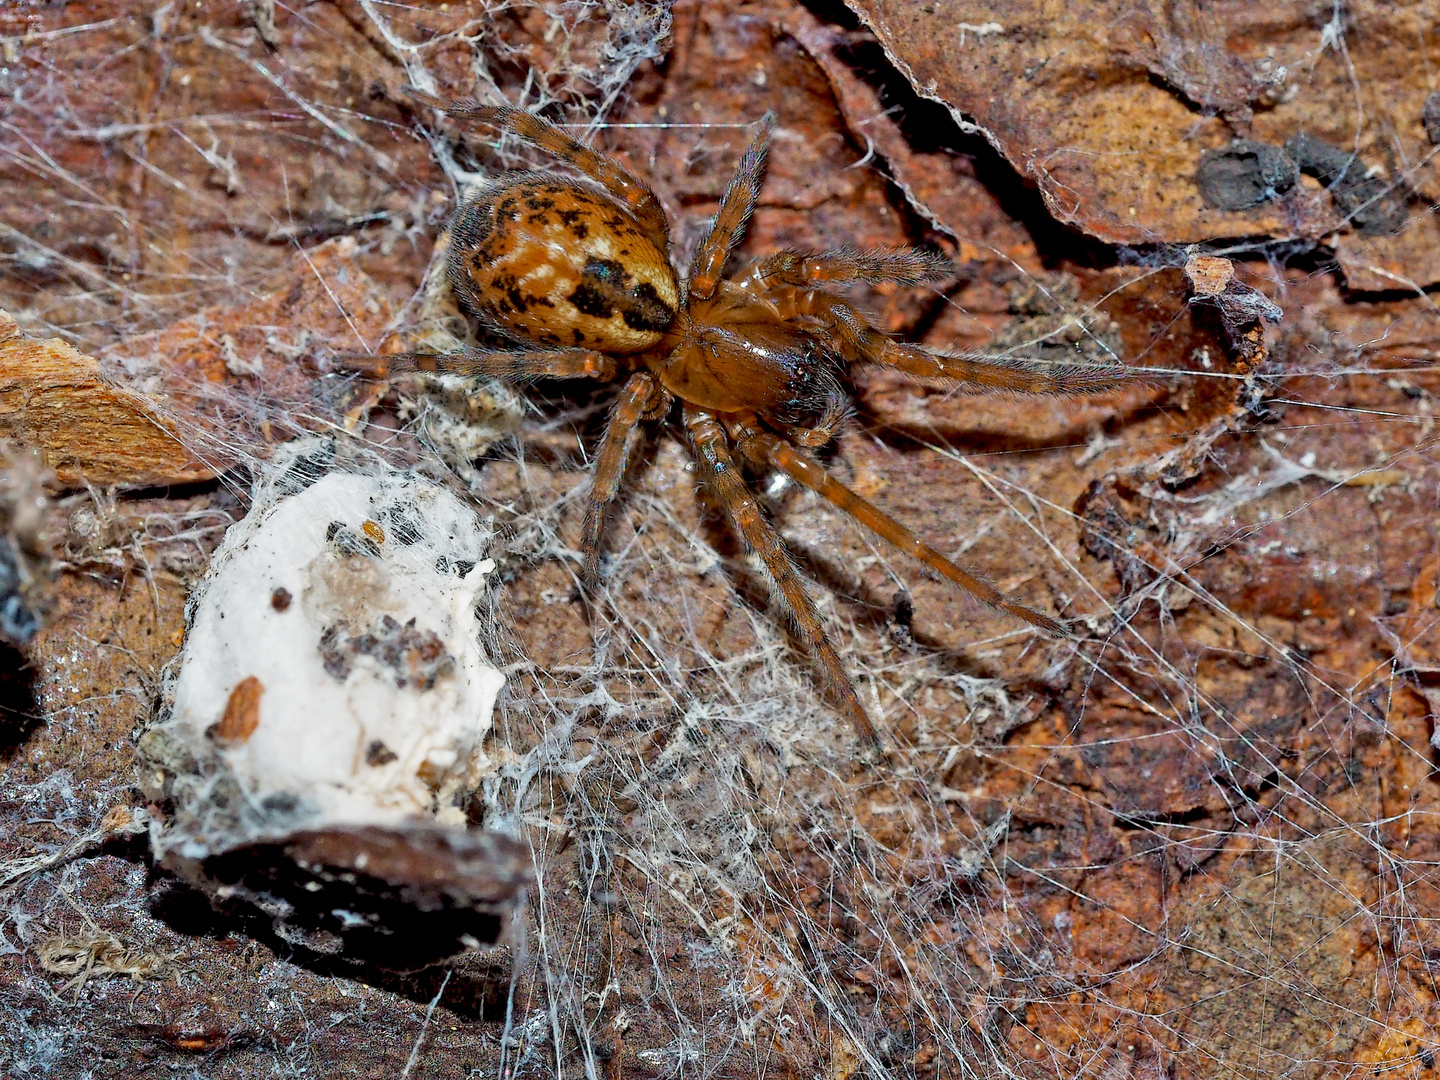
(447, 177, 679, 354)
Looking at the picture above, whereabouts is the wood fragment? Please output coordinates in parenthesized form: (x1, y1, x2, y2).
(212, 675, 265, 744)
(0, 321, 204, 488)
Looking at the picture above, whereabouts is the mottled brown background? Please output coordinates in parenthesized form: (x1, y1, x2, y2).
(1, 1, 1438, 1077)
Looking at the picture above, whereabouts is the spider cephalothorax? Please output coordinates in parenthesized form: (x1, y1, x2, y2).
(384, 95, 1125, 750)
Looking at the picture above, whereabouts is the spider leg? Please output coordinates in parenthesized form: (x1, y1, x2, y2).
(730, 419, 1068, 637)
(739, 246, 951, 289)
(581, 371, 665, 583)
(687, 115, 775, 301)
(345, 347, 618, 382)
(872, 342, 1129, 395)
(684, 404, 884, 753)
(767, 288, 873, 361)
(766, 287, 1128, 394)
(413, 92, 670, 244)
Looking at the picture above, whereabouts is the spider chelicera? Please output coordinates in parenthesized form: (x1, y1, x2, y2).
(374, 94, 1125, 751)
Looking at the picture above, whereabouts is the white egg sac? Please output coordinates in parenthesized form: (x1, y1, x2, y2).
(141, 442, 527, 961)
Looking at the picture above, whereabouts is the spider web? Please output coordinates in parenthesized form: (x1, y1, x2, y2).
(0, 1, 1437, 1077)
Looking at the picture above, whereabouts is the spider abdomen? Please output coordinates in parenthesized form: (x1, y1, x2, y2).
(447, 178, 679, 354)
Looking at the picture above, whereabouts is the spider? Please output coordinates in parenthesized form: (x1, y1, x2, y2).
(373, 94, 1125, 751)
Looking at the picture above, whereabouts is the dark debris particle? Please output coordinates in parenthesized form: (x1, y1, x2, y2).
(1285, 133, 1409, 236)
(1195, 139, 1297, 210)
(1185, 254, 1283, 342)
(886, 589, 916, 649)
(1285, 132, 1364, 185)
(876, 1028, 917, 1067)
(325, 521, 382, 558)
(270, 587, 292, 612)
(891, 590, 914, 628)
(1196, 133, 1411, 234)
(317, 615, 457, 690)
(1076, 478, 1160, 594)
(365, 739, 398, 766)
(272, 439, 336, 497)
(319, 623, 352, 680)
(385, 505, 424, 545)
(261, 791, 299, 814)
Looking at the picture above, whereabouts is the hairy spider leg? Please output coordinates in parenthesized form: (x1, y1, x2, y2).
(424, 95, 671, 244)
(367, 347, 618, 382)
(766, 287, 1129, 395)
(730, 420, 1068, 637)
(684, 405, 884, 753)
(876, 342, 1131, 395)
(765, 287, 873, 359)
(687, 114, 775, 301)
(779, 407, 848, 450)
(581, 371, 665, 583)
(739, 246, 952, 289)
